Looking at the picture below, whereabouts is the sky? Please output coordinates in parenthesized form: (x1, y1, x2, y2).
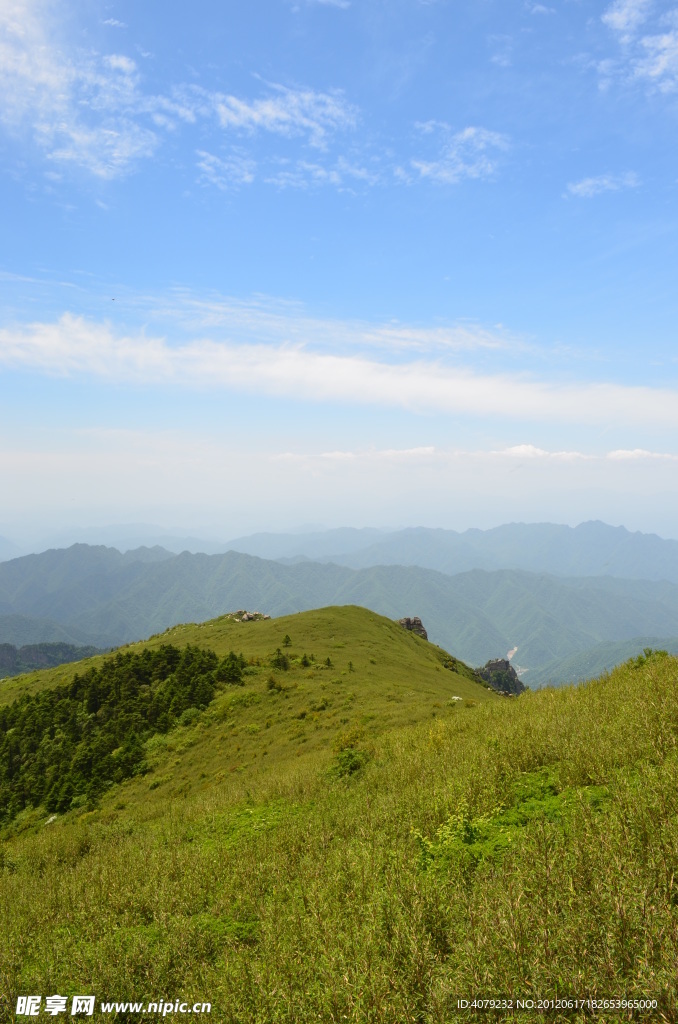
(1, 0, 678, 544)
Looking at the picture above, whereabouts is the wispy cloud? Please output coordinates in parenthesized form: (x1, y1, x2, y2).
(408, 123, 509, 185)
(601, 1, 678, 92)
(495, 444, 592, 461)
(602, 0, 652, 41)
(264, 156, 379, 190)
(0, 0, 358, 180)
(3, 313, 678, 429)
(305, 0, 351, 8)
(565, 171, 639, 198)
(633, 23, 678, 90)
(206, 82, 357, 149)
(143, 292, 524, 355)
(0, 0, 157, 176)
(277, 443, 678, 464)
(0, 0, 513, 193)
(196, 150, 256, 190)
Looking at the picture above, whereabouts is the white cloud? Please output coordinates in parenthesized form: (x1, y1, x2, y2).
(265, 156, 379, 190)
(0, 0, 157, 176)
(208, 82, 356, 149)
(0, 0, 358, 179)
(103, 18, 127, 28)
(196, 150, 256, 190)
(565, 171, 639, 198)
(278, 443, 678, 464)
(0, 1, 511, 191)
(145, 292, 525, 355)
(496, 444, 592, 461)
(602, 0, 652, 40)
(3, 313, 678, 430)
(634, 26, 678, 90)
(410, 124, 509, 185)
(265, 160, 342, 189)
(601, 2, 678, 92)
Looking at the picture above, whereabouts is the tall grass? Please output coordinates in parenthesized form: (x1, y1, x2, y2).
(1, 645, 677, 1022)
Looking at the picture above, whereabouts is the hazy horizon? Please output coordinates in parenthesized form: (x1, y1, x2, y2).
(2, 515, 678, 560)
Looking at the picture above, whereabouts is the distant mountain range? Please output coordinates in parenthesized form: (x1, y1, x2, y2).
(226, 521, 678, 584)
(0, 526, 226, 559)
(6, 520, 678, 584)
(2, 538, 678, 686)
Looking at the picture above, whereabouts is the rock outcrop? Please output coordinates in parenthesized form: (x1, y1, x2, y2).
(225, 610, 271, 622)
(477, 658, 525, 695)
(398, 616, 428, 640)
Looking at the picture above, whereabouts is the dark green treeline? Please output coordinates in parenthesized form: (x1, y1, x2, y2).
(0, 644, 245, 823)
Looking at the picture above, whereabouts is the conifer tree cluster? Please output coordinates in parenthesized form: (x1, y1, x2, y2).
(0, 643, 244, 822)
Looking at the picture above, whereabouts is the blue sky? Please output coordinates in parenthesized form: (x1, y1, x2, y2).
(1, 0, 678, 542)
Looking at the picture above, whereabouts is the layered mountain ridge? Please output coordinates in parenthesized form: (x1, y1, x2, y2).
(2, 529, 678, 686)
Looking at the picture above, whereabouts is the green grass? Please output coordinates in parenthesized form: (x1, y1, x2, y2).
(0, 607, 490, 804)
(1, 611, 677, 1022)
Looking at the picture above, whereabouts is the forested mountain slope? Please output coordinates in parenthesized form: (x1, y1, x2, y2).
(3, 545, 678, 684)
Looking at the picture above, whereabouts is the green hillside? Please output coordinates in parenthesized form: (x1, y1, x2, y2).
(1, 609, 677, 1022)
(0, 607, 490, 821)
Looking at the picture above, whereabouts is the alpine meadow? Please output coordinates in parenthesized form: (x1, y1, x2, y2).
(1, 610, 678, 1021)
(3, 0, 678, 1021)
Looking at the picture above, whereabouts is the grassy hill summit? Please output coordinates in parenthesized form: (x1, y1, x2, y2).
(1, 607, 677, 1021)
(0, 605, 492, 830)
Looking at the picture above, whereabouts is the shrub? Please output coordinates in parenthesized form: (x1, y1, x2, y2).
(329, 747, 368, 778)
